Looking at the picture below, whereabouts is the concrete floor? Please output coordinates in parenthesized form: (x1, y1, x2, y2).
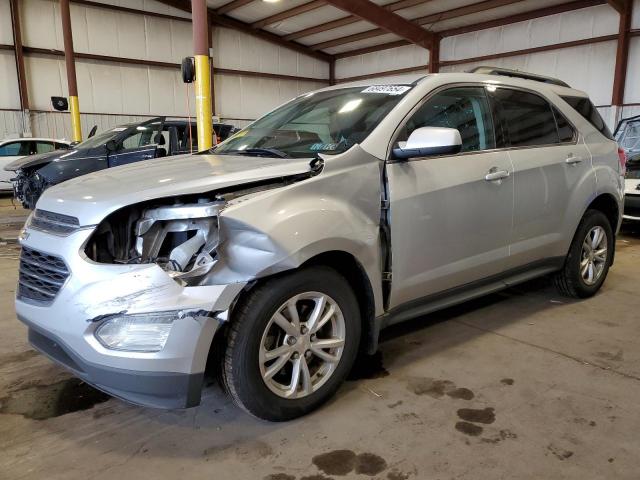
(1, 193, 640, 480)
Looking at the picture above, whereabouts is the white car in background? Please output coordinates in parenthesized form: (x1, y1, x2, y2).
(0, 138, 71, 192)
(614, 115, 640, 220)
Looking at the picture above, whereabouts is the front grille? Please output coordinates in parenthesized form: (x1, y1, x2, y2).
(18, 246, 70, 303)
(30, 209, 80, 235)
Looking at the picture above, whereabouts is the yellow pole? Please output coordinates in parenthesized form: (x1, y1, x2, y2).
(69, 95, 82, 143)
(194, 55, 213, 150)
(192, 0, 212, 151)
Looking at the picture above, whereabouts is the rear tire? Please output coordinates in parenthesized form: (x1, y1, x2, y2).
(555, 209, 614, 298)
(223, 266, 361, 421)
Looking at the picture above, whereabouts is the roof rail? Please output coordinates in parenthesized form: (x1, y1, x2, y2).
(467, 66, 571, 88)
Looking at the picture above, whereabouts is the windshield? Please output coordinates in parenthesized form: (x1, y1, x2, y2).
(213, 85, 412, 158)
(75, 126, 132, 149)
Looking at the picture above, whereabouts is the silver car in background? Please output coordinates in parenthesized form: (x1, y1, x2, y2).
(15, 69, 623, 421)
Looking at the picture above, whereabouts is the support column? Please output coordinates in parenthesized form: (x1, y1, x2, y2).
(192, 0, 213, 151)
(10, 0, 29, 111)
(428, 36, 440, 73)
(60, 0, 82, 142)
(611, 0, 632, 123)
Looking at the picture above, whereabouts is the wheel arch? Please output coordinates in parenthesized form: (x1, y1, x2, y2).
(586, 193, 620, 233)
(301, 251, 378, 355)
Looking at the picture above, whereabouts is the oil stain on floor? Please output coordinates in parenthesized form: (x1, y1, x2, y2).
(312, 449, 388, 477)
(0, 377, 110, 420)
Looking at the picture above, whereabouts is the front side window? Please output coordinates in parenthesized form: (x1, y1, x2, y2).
(0, 141, 31, 157)
(398, 87, 496, 153)
(214, 86, 412, 158)
(121, 124, 163, 150)
(494, 89, 559, 147)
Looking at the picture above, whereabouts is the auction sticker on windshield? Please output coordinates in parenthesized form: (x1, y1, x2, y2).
(362, 85, 412, 95)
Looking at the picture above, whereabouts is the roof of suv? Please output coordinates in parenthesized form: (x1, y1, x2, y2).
(328, 72, 588, 99)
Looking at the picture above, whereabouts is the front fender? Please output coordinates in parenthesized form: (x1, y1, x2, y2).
(205, 146, 385, 316)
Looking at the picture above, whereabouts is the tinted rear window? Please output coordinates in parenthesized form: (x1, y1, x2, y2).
(561, 96, 613, 140)
(494, 89, 559, 147)
(553, 107, 576, 143)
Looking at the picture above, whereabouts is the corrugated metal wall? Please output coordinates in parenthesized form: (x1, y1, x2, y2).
(0, 0, 328, 139)
(335, 2, 640, 129)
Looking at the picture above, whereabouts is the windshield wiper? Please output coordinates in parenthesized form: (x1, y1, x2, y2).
(218, 147, 290, 158)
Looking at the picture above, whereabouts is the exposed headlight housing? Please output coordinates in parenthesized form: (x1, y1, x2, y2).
(95, 311, 179, 352)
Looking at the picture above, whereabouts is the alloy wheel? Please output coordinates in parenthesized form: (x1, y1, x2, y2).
(580, 226, 608, 286)
(259, 292, 346, 399)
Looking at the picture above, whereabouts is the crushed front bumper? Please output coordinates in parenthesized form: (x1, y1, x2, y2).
(16, 226, 245, 408)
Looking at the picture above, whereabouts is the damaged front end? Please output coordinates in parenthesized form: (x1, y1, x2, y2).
(12, 168, 48, 210)
(85, 198, 223, 286)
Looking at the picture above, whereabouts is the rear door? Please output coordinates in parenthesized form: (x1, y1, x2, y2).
(491, 87, 594, 268)
(387, 85, 514, 308)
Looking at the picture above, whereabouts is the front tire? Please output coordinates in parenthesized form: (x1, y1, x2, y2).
(223, 267, 361, 421)
(555, 209, 614, 298)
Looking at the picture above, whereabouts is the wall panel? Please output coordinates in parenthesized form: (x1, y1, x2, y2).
(335, 44, 429, 80)
(0, 0, 13, 45)
(0, 51, 20, 109)
(214, 74, 326, 122)
(441, 5, 618, 61)
(440, 41, 617, 107)
(212, 27, 328, 80)
(21, 0, 193, 63)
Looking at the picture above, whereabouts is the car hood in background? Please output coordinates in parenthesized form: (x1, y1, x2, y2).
(4, 148, 83, 171)
(37, 153, 316, 225)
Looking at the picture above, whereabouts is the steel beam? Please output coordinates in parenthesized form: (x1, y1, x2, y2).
(312, 0, 522, 50)
(284, 0, 433, 41)
(216, 0, 255, 15)
(323, 0, 434, 48)
(612, 0, 632, 106)
(60, 0, 82, 142)
(252, 1, 325, 29)
(9, 0, 29, 110)
(336, 0, 605, 57)
(154, 0, 332, 62)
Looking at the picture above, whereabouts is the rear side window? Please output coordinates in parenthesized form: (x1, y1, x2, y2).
(494, 89, 559, 147)
(553, 107, 576, 143)
(561, 96, 613, 140)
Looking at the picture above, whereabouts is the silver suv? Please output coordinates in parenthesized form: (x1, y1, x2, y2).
(15, 69, 624, 421)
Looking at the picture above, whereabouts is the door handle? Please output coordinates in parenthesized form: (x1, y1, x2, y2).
(485, 168, 510, 182)
(565, 154, 583, 165)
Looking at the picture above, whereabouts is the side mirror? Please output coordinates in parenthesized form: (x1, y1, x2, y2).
(393, 127, 462, 160)
(105, 140, 118, 152)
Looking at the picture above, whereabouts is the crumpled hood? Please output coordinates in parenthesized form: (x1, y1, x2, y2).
(36, 153, 315, 225)
(4, 148, 73, 171)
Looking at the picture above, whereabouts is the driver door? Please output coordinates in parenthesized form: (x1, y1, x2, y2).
(387, 86, 514, 308)
(108, 124, 164, 167)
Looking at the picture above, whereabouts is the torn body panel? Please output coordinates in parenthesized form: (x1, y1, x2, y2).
(207, 146, 385, 317)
